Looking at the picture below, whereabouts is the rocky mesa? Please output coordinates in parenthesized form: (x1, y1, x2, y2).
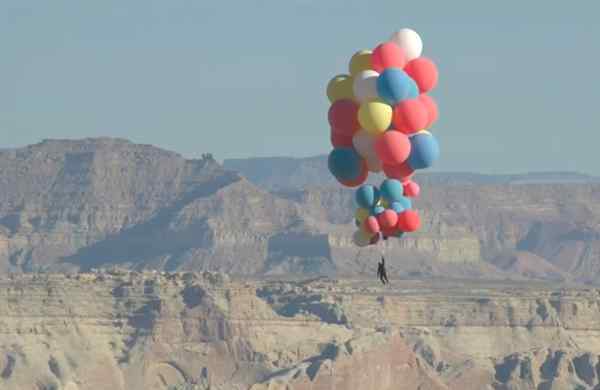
(2, 272, 600, 389)
(2, 138, 600, 284)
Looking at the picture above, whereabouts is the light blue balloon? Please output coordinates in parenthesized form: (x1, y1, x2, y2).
(328, 147, 362, 181)
(408, 133, 440, 170)
(371, 205, 385, 216)
(397, 196, 412, 210)
(355, 185, 380, 209)
(376, 68, 416, 106)
(390, 201, 405, 213)
(379, 179, 404, 202)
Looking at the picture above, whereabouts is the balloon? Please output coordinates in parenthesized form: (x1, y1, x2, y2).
(364, 216, 381, 235)
(328, 99, 360, 137)
(382, 161, 414, 182)
(328, 148, 363, 181)
(352, 70, 380, 103)
(371, 205, 385, 216)
(397, 210, 421, 232)
(327, 75, 354, 103)
(380, 179, 404, 202)
(392, 99, 429, 135)
(403, 180, 420, 197)
(407, 132, 440, 170)
(374, 131, 411, 165)
(355, 207, 370, 224)
(366, 156, 383, 173)
(352, 130, 377, 159)
(381, 226, 398, 237)
(390, 201, 405, 213)
(389, 28, 423, 61)
(330, 128, 353, 148)
(404, 57, 438, 93)
(371, 42, 406, 73)
(381, 199, 390, 208)
(418, 94, 439, 128)
(369, 233, 381, 245)
(376, 68, 419, 106)
(349, 50, 373, 76)
(353, 230, 371, 247)
(397, 196, 412, 210)
(391, 231, 405, 238)
(378, 209, 399, 230)
(355, 185, 380, 209)
(339, 161, 368, 187)
(358, 100, 393, 135)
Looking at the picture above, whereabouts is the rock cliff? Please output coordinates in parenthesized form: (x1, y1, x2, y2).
(2, 272, 600, 389)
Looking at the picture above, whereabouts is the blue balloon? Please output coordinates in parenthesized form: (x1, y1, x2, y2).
(379, 179, 404, 202)
(391, 196, 412, 213)
(376, 68, 416, 106)
(371, 205, 385, 216)
(408, 133, 440, 170)
(355, 185, 380, 209)
(328, 148, 362, 181)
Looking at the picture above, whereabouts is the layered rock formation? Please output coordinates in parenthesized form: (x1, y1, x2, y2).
(2, 272, 600, 389)
(2, 138, 600, 284)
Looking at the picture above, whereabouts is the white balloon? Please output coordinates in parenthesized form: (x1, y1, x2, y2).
(353, 230, 371, 247)
(352, 130, 378, 160)
(352, 70, 379, 102)
(389, 28, 423, 61)
(366, 156, 382, 173)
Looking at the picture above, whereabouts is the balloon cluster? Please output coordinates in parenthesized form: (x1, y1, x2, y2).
(325, 28, 441, 246)
(352, 179, 421, 247)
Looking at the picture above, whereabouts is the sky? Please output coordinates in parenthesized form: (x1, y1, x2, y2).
(1, 1, 599, 174)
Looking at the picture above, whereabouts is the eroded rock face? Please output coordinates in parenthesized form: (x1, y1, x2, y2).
(1, 274, 600, 390)
(3, 138, 600, 284)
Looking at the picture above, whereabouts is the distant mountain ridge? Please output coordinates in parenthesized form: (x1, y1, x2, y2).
(223, 155, 599, 190)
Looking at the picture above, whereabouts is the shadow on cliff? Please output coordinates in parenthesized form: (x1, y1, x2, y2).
(60, 172, 241, 271)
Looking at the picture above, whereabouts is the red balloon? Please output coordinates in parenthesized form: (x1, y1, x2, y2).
(374, 131, 411, 165)
(338, 159, 368, 187)
(403, 180, 421, 197)
(328, 99, 360, 137)
(330, 128, 353, 148)
(418, 94, 439, 128)
(371, 42, 407, 73)
(392, 99, 429, 135)
(378, 209, 399, 230)
(397, 210, 421, 232)
(383, 161, 414, 182)
(404, 57, 438, 93)
(364, 216, 381, 235)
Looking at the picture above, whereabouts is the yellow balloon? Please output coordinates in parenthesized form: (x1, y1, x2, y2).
(355, 207, 370, 223)
(349, 50, 373, 76)
(358, 100, 392, 135)
(326, 74, 354, 103)
(381, 199, 390, 208)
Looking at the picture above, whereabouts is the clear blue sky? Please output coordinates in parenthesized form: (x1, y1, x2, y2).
(2, 1, 599, 174)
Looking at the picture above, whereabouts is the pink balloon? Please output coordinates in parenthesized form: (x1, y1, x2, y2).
(371, 42, 407, 73)
(404, 57, 439, 93)
(330, 128, 354, 148)
(378, 209, 399, 230)
(403, 180, 421, 197)
(382, 161, 415, 182)
(364, 216, 381, 235)
(397, 210, 421, 232)
(418, 94, 439, 128)
(392, 99, 429, 135)
(328, 99, 360, 137)
(374, 131, 411, 166)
